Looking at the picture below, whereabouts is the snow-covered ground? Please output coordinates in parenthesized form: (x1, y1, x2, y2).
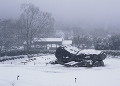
(0, 54, 120, 86)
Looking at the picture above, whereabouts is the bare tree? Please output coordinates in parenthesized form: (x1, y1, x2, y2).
(19, 3, 54, 53)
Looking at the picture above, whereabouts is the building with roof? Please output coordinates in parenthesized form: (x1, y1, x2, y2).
(31, 38, 63, 50)
(24, 38, 72, 52)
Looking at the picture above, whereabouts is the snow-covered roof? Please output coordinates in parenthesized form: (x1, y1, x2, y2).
(34, 38, 63, 42)
(62, 40, 72, 45)
(77, 49, 102, 55)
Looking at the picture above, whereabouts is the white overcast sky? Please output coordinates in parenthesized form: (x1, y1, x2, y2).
(0, 0, 120, 27)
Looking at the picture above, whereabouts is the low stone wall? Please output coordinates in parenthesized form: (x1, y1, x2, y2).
(0, 50, 55, 57)
(0, 54, 36, 62)
(102, 50, 120, 56)
(0, 55, 25, 62)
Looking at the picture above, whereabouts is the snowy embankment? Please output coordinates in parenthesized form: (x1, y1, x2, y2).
(0, 54, 120, 86)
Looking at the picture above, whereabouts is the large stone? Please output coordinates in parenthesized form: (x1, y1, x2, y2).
(55, 45, 106, 67)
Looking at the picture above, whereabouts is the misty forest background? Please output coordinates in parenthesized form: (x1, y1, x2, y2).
(0, 3, 120, 56)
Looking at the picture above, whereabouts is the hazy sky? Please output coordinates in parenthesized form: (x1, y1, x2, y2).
(0, 0, 120, 28)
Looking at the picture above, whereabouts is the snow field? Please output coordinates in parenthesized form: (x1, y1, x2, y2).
(0, 54, 120, 86)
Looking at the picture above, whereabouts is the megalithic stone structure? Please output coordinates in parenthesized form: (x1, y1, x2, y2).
(55, 45, 106, 67)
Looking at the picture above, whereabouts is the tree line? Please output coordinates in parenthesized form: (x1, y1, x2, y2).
(61, 27, 120, 50)
(94, 34, 120, 50)
(73, 32, 120, 50)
